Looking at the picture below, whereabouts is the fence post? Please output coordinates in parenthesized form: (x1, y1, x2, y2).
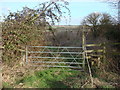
(82, 26, 86, 69)
(103, 42, 106, 64)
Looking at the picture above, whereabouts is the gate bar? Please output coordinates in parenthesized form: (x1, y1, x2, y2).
(30, 65, 82, 69)
(29, 61, 85, 64)
(28, 51, 83, 54)
(28, 57, 83, 59)
(28, 46, 83, 48)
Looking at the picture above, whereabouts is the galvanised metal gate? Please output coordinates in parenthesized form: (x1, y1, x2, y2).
(26, 46, 86, 71)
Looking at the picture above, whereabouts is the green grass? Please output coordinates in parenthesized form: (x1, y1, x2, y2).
(3, 82, 13, 88)
(101, 85, 115, 88)
(16, 68, 80, 88)
(3, 68, 117, 88)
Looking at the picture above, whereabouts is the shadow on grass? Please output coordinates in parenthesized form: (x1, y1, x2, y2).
(45, 80, 70, 88)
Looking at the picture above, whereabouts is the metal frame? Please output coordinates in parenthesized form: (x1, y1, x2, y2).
(26, 46, 86, 70)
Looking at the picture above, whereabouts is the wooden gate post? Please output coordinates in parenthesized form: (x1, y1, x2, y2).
(103, 42, 106, 64)
(82, 26, 86, 69)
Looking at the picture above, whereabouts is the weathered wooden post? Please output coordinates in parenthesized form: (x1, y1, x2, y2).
(82, 26, 86, 69)
(83, 26, 94, 87)
(103, 42, 106, 65)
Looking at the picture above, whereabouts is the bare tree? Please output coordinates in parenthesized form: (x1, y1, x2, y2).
(81, 12, 101, 37)
(81, 12, 115, 37)
(100, 13, 115, 25)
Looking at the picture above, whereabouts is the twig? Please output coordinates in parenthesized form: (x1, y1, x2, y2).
(81, 80, 90, 88)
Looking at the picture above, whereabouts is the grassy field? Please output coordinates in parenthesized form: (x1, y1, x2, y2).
(15, 68, 80, 88)
(3, 66, 118, 88)
(3, 68, 82, 88)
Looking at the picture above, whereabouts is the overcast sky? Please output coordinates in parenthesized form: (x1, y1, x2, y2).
(0, 0, 117, 25)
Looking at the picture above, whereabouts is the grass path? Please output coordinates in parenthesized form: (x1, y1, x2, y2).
(2, 64, 118, 88)
(14, 68, 81, 88)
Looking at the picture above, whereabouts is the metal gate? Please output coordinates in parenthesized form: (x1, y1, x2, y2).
(26, 46, 86, 71)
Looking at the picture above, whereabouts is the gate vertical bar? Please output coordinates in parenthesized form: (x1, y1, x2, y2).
(82, 26, 86, 69)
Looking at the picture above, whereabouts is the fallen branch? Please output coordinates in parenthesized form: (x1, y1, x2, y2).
(81, 80, 90, 88)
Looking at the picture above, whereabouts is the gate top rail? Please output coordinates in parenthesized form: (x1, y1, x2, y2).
(27, 46, 83, 48)
(28, 51, 83, 54)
